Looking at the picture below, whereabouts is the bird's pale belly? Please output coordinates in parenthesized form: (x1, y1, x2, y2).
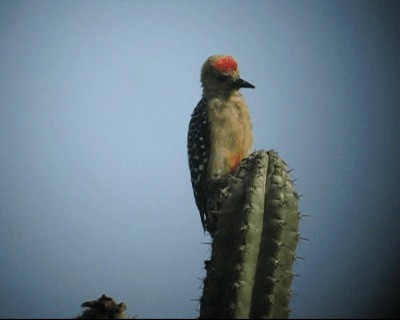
(207, 95, 253, 179)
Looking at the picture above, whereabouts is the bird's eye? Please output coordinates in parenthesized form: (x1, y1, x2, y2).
(217, 74, 230, 83)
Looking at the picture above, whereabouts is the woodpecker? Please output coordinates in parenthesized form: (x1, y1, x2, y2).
(187, 55, 255, 233)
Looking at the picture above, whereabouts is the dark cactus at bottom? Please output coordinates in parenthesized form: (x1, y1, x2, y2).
(200, 150, 300, 319)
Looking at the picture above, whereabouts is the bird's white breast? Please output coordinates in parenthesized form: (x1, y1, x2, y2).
(207, 92, 253, 179)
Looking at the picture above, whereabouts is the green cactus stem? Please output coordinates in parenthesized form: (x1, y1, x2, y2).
(200, 150, 300, 319)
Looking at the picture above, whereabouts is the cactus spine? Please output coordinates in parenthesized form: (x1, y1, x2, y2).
(200, 150, 300, 318)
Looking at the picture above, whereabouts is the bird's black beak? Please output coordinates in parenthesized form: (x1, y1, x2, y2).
(233, 77, 255, 89)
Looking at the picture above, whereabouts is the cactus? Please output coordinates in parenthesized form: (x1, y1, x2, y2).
(200, 150, 300, 319)
(76, 294, 131, 319)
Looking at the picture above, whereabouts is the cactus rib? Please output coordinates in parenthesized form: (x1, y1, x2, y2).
(199, 150, 300, 319)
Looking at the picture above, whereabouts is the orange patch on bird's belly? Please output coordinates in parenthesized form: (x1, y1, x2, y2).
(228, 153, 243, 174)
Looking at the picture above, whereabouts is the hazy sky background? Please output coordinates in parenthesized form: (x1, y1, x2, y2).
(1, 0, 400, 318)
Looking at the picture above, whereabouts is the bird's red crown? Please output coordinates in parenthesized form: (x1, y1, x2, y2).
(213, 56, 238, 74)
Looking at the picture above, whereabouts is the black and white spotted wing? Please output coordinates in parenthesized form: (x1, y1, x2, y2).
(187, 98, 210, 232)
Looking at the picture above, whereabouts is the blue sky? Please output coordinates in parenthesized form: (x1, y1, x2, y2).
(1, 0, 399, 318)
